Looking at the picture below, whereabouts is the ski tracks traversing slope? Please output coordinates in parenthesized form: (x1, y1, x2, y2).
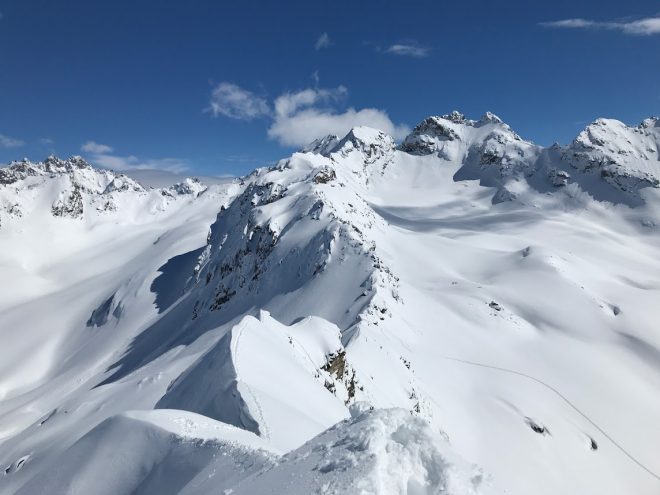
(358, 172, 660, 494)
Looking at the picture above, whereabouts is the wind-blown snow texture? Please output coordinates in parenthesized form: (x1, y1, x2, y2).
(1, 113, 659, 494)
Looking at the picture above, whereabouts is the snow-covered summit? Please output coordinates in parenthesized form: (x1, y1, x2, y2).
(162, 177, 208, 197)
(400, 111, 526, 156)
(0, 155, 144, 191)
(560, 117, 660, 198)
(1, 155, 89, 182)
(334, 125, 396, 151)
(289, 112, 660, 208)
(299, 134, 340, 155)
(0, 157, 219, 226)
(396, 112, 660, 206)
(0, 155, 145, 195)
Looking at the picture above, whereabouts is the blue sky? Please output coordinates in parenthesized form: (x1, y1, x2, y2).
(0, 0, 658, 176)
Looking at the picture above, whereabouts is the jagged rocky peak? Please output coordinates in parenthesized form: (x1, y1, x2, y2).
(161, 177, 208, 197)
(42, 154, 93, 172)
(103, 174, 145, 194)
(1, 155, 93, 182)
(479, 111, 504, 124)
(571, 117, 660, 156)
(299, 134, 340, 155)
(296, 127, 397, 178)
(562, 117, 660, 194)
(0, 155, 151, 194)
(400, 116, 462, 153)
(330, 126, 396, 158)
(0, 155, 147, 194)
(400, 111, 527, 158)
(640, 116, 659, 130)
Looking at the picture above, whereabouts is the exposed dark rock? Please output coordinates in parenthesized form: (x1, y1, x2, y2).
(313, 168, 336, 184)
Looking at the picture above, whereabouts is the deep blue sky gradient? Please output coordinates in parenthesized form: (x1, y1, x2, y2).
(0, 0, 658, 175)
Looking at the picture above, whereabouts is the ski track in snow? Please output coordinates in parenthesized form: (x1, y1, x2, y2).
(436, 354, 660, 482)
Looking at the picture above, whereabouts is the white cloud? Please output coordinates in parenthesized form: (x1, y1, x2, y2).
(541, 16, 660, 35)
(80, 141, 189, 173)
(223, 154, 265, 165)
(207, 82, 270, 120)
(385, 41, 430, 58)
(207, 82, 409, 148)
(273, 86, 347, 117)
(543, 19, 593, 29)
(315, 32, 331, 50)
(267, 86, 409, 147)
(90, 154, 190, 173)
(0, 133, 25, 148)
(81, 140, 113, 153)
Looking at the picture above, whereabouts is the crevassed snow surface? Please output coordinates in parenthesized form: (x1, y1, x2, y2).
(0, 114, 659, 494)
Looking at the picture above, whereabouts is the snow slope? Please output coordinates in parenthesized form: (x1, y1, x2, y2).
(220, 405, 495, 495)
(1, 113, 660, 494)
(13, 409, 276, 495)
(156, 311, 349, 451)
(10, 406, 494, 495)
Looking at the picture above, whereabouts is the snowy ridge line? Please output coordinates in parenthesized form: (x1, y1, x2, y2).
(231, 319, 270, 441)
(436, 354, 660, 482)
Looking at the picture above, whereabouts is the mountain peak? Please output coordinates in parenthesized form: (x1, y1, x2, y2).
(299, 134, 340, 155)
(640, 116, 659, 130)
(43, 154, 93, 171)
(329, 126, 396, 162)
(340, 126, 393, 146)
(479, 111, 504, 124)
(442, 110, 466, 123)
(400, 112, 524, 157)
(1, 155, 97, 185)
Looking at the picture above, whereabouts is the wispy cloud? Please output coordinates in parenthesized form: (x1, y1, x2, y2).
(91, 154, 190, 173)
(207, 82, 409, 148)
(541, 16, 660, 35)
(206, 82, 270, 120)
(367, 39, 431, 58)
(385, 40, 430, 58)
(272, 86, 347, 117)
(0, 133, 25, 148)
(39, 138, 54, 146)
(223, 154, 266, 165)
(81, 141, 113, 153)
(80, 142, 190, 173)
(314, 32, 332, 50)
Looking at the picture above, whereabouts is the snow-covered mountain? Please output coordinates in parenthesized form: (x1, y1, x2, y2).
(1, 113, 659, 495)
